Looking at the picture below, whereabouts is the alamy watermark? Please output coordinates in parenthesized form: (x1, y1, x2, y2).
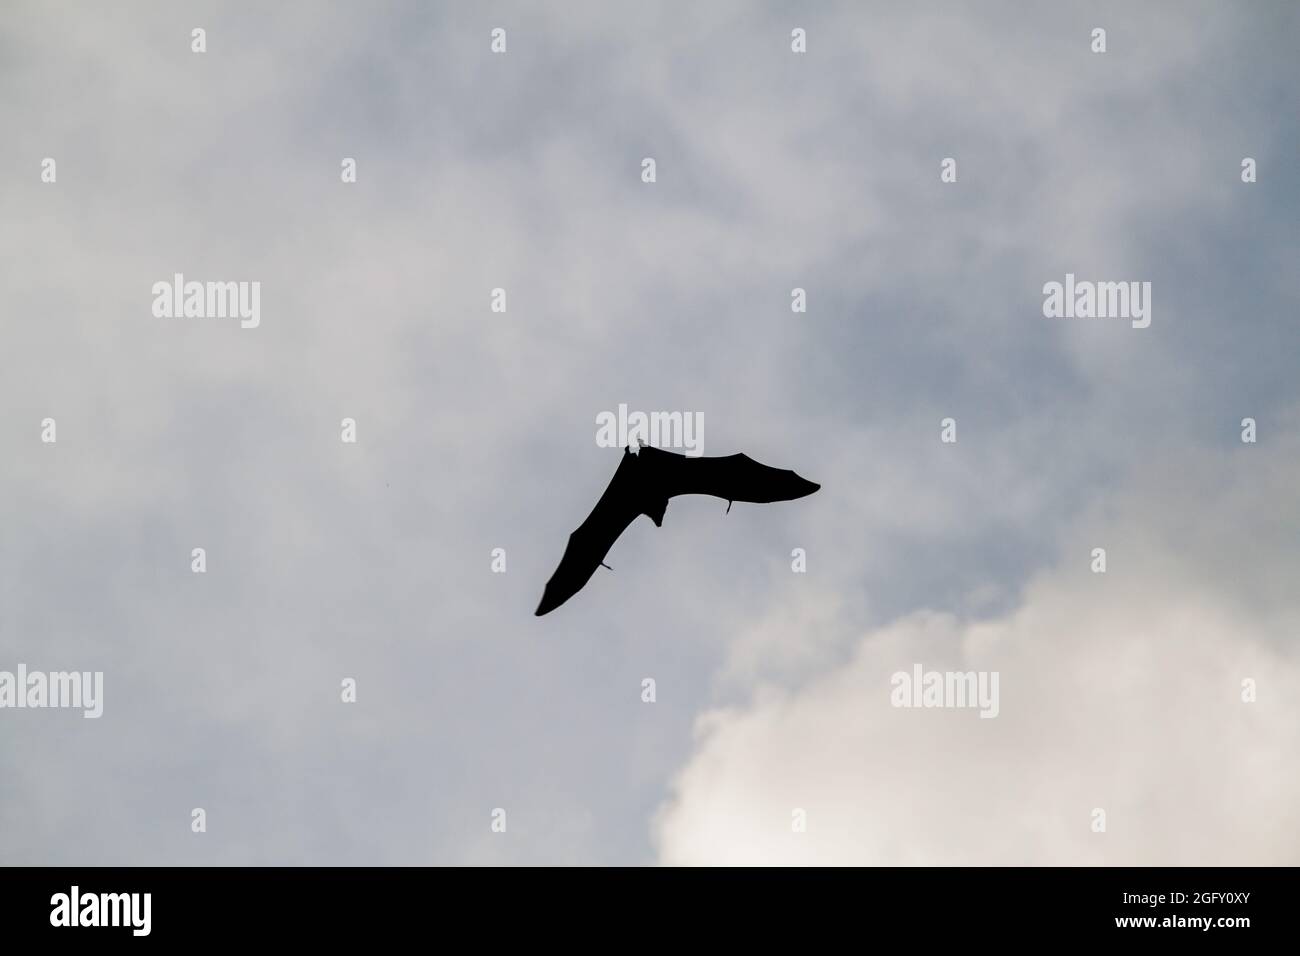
(50, 886, 150, 936)
(890, 663, 999, 718)
(595, 404, 703, 455)
(0, 664, 103, 718)
(1042, 273, 1151, 329)
(152, 273, 260, 329)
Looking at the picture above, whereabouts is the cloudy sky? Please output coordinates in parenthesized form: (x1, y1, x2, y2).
(1, 1, 1297, 865)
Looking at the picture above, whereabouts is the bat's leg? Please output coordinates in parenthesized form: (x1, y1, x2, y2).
(601, 561, 613, 570)
(726, 500, 733, 514)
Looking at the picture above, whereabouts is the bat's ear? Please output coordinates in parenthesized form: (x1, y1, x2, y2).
(623, 445, 631, 456)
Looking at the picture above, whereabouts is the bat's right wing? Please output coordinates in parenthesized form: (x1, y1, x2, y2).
(651, 448, 821, 505)
(535, 450, 655, 616)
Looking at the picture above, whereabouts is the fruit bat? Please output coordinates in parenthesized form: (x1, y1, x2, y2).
(535, 445, 820, 615)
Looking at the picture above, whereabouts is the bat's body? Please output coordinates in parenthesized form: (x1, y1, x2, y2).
(535, 446, 820, 615)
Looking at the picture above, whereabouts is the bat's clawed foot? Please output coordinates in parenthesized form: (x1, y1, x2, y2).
(726, 500, 733, 514)
(601, 561, 613, 571)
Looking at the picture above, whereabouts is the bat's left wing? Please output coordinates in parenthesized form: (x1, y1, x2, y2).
(535, 449, 656, 616)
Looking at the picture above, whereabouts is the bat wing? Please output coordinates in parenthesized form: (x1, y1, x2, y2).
(535, 449, 656, 616)
(645, 446, 821, 505)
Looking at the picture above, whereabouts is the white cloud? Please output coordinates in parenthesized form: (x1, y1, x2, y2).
(654, 437, 1300, 865)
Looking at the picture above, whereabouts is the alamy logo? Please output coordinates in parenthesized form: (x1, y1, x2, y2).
(1042, 273, 1151, 328)
(151, 273, 261, 328)
(50, 886, 151, 936)
(0, 664, 103, 718)
(890, 663, 999, 718)
(595, 403, 704, 456)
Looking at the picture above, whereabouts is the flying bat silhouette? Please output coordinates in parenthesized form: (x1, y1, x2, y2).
(535, 445, 820, 615)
